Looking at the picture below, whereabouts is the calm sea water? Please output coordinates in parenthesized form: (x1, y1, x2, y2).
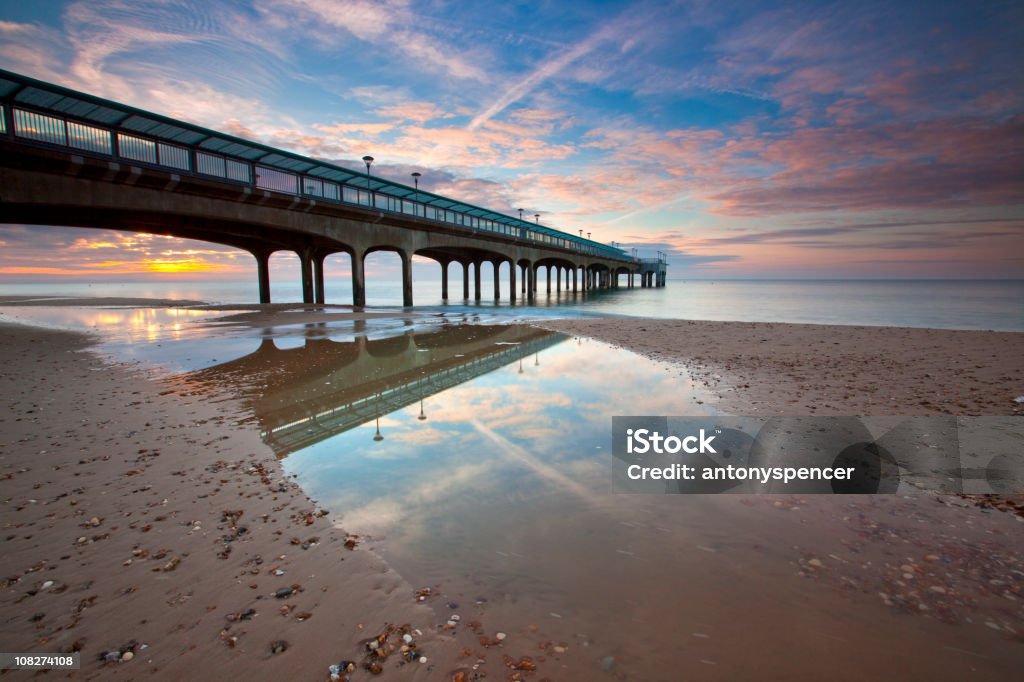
(1, 278, 1021, 331)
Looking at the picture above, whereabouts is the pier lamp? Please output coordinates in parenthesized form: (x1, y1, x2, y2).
(518, 208, 524, 221)
(411, 171, 420, 195)
(362, 155, 374, 190)
(535, 213, 540, 224)
(588, 232, 591, 240)
(373, 416, 384, 441)
(418, 398, 427, 421)
(579, 229, 583, 237)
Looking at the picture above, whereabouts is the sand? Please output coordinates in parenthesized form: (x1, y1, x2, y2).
(0, 320, 460, 679)
(539, 318, 1024, 416)
(2, 306, 1022, 680)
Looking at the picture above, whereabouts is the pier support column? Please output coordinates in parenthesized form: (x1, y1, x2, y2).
(533, 265, 538, 292)
(254, 250, 271, 304)
(556, 266, 562, 293)
(572, 267, 577, 293)
(527, 263, 536, 302)
(299, 249, 314, 304)
(313, 253, 326, 304)
(509, 261, 517, 303)
(474, 260, 482, 301)
(351, 250, 366, 307)
(493, 261, 501, 301)
(440, 260, 449, 300)
(401, 251, 413, 307)
(520, 264, 527, 293)
(546, 266, 551, 294)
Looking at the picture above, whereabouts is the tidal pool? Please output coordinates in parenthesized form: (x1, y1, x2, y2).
(174, 320, 1024, 681)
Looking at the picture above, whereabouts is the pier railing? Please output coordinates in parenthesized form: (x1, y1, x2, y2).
(0, 70, 633, 263)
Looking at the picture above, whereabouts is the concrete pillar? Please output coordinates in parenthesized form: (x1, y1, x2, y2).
(463, 262, 470, 299)
(474, 260, 482, 301)
(401, 252, 413, 307)
(440, 260, 449, 300)
(493, 261, 501, 300)
(546, 266, 551, 294)
(572, 267, 577, 293)
(509, 261, 517, 303)
(254, 250, 271, 304)
(556, 266, 562, 292)
(299, 250, 314, 304)
(532, 265, 538, 292)
(351, 250, 366, 307)
(520, 264, 526, 293)
(527, 263, 535, 302)
(313, 253, 326, 304)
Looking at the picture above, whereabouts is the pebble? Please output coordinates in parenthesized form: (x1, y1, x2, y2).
(929, 586, 947, 594)
(807, 558, 823, 568)
(120, 652, 133, 662)
(419, 656, 428, 663)
(403, 633, 413, 643)
(600, 655, 615, 672)
(495, 632, 506, 641)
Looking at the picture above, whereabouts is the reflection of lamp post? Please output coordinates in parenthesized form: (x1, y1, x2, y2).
(535, 353, 539, 366)
(373, 416, 384, 441)
(518, 356, 524, 374)
(418, 398, 427, 421)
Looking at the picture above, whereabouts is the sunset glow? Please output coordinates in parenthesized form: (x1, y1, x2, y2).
(0, 1, 1021, 279)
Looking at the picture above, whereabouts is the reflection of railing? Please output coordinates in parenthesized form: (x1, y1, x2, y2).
(262, 335, 564, 456)
(0, 69, 632, 262)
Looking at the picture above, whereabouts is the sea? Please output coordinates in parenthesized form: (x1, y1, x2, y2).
(1, 278, 1021, 331)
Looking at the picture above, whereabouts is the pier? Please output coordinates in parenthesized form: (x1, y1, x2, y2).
(0, 70, 667, 306)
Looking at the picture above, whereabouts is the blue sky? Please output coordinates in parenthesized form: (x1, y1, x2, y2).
(0, 0, 1021, 279)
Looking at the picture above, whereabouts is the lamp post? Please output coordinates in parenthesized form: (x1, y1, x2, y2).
(579, 229, 583, 237)
(534, 213, 540, 225)
(362, 155, 374, 192)
(418, 398, 427, 421)
(373, 416, 383, 441)
(518, 208, 524, 221)
(587, 232, 591, 240)
(411, 171, 420, 196)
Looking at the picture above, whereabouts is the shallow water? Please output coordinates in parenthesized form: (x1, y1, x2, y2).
(4, 307, 1022, 679)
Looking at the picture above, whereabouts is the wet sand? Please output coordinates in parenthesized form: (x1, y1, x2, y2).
(0, 320, 460, 679)
(2, 306, 1022, 681)
(540, 318, 1024, 416)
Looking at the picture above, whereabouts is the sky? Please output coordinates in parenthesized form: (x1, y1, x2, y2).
(0, 0, 1022, 280)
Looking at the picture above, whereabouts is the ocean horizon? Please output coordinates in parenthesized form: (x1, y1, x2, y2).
(2, 278, 1022, 332)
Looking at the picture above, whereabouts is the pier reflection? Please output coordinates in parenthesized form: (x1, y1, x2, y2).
(182, 323, 564, 457)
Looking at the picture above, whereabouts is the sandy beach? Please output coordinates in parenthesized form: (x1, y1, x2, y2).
(0, 318, 463, 680)
(2, 304, 1022, 681)
(541, 318, 1024, 417)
